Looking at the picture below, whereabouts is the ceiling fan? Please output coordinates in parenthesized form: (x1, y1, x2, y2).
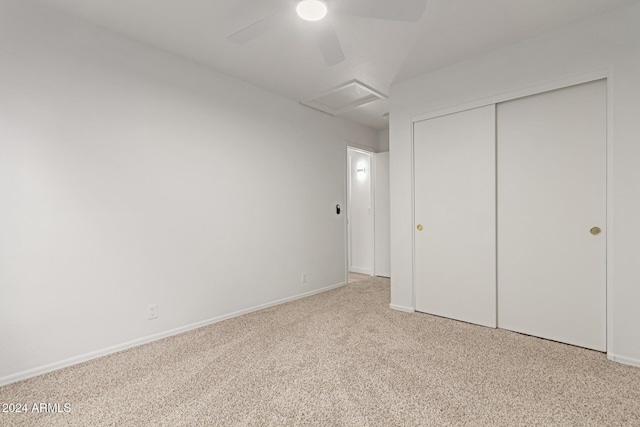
(227, 0, 428, 67)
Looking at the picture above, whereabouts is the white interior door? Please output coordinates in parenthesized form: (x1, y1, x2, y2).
(347, 148, 374, 275)
(497, 80, 607, 351)
(414, 105, 496, 328)
(374, 152, 390, 277)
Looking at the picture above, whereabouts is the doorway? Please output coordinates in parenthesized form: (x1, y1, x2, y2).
(347, 147, 375, 278)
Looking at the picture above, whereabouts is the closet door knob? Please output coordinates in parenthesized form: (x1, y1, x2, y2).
(590, 227, 602, 236)
(417, 224, 424, 231)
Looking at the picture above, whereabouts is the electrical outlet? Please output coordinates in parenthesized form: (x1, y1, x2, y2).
(301, 273, 307, 283)
(147, 303, 158, 320)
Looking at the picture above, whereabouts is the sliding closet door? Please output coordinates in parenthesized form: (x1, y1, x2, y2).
(414, 105, 496, 328)
(497, 80, 606, 351)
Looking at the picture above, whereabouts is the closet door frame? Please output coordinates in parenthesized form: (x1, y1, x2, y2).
(410, 70, 613, 355)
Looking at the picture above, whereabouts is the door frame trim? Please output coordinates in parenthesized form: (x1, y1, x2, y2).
(410, 68, 613, 355)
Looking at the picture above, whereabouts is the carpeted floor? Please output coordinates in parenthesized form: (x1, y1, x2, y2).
(1, 277, 640, 426)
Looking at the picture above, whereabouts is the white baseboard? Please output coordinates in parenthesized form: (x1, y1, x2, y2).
(607, 352, 640, 368)
(0, 282, 347, 387)
(389, 303, 415, 313)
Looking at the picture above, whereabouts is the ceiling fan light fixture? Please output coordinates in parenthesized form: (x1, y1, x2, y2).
(296, 0, 328, 21)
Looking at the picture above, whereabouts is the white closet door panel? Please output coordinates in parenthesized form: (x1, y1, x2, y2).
(414, 105, 496, 328)
(497, 80, 607, 351)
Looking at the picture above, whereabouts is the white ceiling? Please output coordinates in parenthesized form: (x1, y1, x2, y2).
(32, 0, 640, 130)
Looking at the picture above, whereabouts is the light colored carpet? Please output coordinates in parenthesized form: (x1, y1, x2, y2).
(348, 272, 370, 283)
(1, 277, 640, 426)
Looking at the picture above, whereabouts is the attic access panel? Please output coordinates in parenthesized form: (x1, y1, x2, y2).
(302, 80, 387, 116)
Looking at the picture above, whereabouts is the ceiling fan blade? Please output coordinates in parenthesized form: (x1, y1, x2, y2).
(334, 0, 428, 22)
(227, 8, 289, 43)
(313, 20, 345, 67)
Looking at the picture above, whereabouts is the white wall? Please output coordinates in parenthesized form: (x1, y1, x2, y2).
(389, 3, 640, 365)
(378, 129, 390, 152)
(374, 152, 390, 277)
(347, 148, 374, 275)
(0, 0, 379, 384)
